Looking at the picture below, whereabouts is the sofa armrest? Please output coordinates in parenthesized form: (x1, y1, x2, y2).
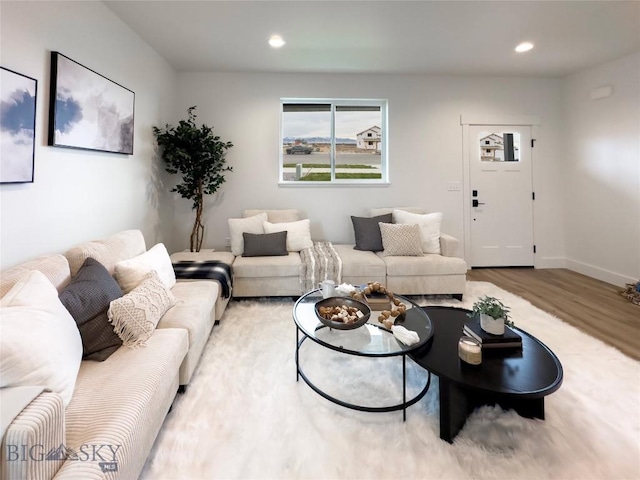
(439, 233, 460, 258)
(1, 390, 65, 480)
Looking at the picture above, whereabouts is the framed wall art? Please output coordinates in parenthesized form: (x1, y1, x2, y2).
(1, 66, 37, 184)
(48, 52, 135, 155)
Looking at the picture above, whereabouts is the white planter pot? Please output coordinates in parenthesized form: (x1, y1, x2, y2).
(480, 313, 505, 335)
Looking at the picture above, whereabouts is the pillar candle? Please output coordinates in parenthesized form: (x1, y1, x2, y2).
(458, 336, 482, 365)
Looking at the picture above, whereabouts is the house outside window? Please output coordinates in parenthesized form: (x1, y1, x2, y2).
(280, 99, 388, 184)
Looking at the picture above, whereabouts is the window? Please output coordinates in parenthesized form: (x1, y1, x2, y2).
(479, 132, 520, 162)
(280, 99, 388, 184)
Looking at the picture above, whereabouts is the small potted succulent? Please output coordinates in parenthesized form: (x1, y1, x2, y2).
(468, 295, 513, 335)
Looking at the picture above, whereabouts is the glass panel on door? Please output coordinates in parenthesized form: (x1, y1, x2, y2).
(479, 132, 520, 162)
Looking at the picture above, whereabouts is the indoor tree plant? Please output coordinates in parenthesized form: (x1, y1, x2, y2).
(153, 106, 233, 252)
(468, 295, 513, 335)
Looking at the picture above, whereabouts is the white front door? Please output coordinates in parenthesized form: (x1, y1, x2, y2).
(468, 125, 534, 267)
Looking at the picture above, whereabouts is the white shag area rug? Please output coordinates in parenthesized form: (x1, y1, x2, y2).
(141, 281, 640, 480)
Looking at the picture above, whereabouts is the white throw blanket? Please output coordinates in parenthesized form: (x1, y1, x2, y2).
(300, 242, 343, 292)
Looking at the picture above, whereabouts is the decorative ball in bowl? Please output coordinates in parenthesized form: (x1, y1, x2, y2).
(314, 297, 371, 330)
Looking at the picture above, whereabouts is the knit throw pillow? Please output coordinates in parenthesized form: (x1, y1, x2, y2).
(379, 223, 424, 256)
(107, 271, 176, 347)
(392, 209, 443, 254)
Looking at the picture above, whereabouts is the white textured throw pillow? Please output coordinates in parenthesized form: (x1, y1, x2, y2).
(0, 271, 83, 408)
(263, 219, 313, 252)
(114, 243, 176, 293)
(392, 209, 443, 254)
(379, 223, 424, 256)
(107, 271, 176, 347)
(228, 212, 268, 256)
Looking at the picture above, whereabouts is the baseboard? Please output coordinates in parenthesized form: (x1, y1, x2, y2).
(535, 257, 566, 269)
(566, 258, 636, 287)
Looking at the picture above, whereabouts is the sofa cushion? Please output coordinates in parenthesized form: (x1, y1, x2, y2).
(263, 219, 313, 252)
(351, 213, 392, 252)
(243, 209, 300, 223)
(392, 209, 443, 254)
(108, 271, 176, 347)
(0, 271, 82, 408)
(1, 254, 71, 298)
(65, 230, 146, 277)
(233, 252, 302, 278)
(331, 244, 387, 278)
(229, 212, 268, 256)
(379, 253, 468, 276)
(379, 223, 424, 256)
(59, 257, 124, 361)
(158, 281, 217, 385)
(114, 243, 176, 293)
(159, 280, 216, 351)
(243, 231, 288, 257)
(159, 281, 217, 342)
(59, 327, 188, 479)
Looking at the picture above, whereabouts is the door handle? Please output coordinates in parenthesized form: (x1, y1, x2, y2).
(472, 200, 485, 207)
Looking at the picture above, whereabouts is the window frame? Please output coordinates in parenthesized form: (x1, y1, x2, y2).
(279, 98, 389, 186)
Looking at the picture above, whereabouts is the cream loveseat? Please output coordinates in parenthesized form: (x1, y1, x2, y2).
(227, 208, 467, 299)
(0, 230, 218, 479)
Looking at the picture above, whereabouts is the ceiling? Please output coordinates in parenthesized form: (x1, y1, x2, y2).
(104, 0, 640, 77)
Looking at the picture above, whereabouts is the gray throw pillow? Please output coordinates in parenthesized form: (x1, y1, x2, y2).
(59, 257, 124, 361)
(351, 213, 393, 251)
(242, 231, 288, 257)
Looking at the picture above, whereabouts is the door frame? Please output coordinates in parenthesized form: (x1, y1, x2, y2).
(460, 114, 541, 268)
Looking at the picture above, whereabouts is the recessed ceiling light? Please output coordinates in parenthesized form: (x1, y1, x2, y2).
(515, 42, 534, 53)
(268, 35, 286, 48)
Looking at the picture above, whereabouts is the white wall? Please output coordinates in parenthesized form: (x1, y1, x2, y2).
(170, 72, 565, 265)
(0, 1, 177, 269)
(562, 52, 640, 286)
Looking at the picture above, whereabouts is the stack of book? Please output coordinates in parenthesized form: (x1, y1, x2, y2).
(364, 292, 391, 311)
(463, 321, 522, 350)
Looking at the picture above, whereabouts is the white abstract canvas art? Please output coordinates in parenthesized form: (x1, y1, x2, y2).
(48, 52, 134, 154)
(0, 67, 37, 183)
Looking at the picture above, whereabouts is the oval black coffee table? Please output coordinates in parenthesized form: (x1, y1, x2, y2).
(293, 289, 434, 420)
(410, 306, 563, 443)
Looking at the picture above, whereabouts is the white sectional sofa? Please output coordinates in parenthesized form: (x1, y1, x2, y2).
(228, 208, 467, 299)
(0, 209, 466, 479)
(0, 230, 218, 479)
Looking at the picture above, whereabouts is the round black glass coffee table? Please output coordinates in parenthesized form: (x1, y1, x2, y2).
(410, 306, 563, 443)
(293, 290, 434, 420)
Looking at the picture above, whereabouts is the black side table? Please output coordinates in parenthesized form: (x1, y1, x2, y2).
(410, 306, 563, 443)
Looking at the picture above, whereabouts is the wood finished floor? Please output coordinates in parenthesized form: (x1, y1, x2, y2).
(466, 268, 639, 361)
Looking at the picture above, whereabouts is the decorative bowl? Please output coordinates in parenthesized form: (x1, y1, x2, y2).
(314, 297, 371, 330)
